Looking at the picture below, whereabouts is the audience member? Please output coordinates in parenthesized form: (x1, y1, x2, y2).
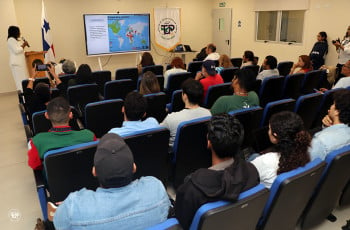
(195, 60, 224, 100)
(53, 133, 170, 229)
(203, 43, 220, 61)
(289, 55, 313, 74)
(195, 47, 207, 61)
(139, 71, 160, 95)
(175, 114, 259, 229)
(320, 60, 350, 91)
(333, 26, 350, 81)
(27, 97, 96, 170)
(61, 59, 76, 75)
(164, 57, 187, 88)
(211, 69, 259, 115)
(309, 89, 350, 160)
(138, 52, 155, 74)
(108, 92, 159, 136)
(256, 55, 279, 80)
(310, 31, 328, 70)
(251, 111, 311, 188)
(215, 54, 233, 74)
(161, 79, 211, 147)
(68, 64, 94, 86)
(241, 50, 255, 67)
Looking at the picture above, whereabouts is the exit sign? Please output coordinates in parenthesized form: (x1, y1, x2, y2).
(219, 2, 226, 7)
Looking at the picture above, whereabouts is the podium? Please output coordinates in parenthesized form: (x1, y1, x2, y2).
(25, 51, 46, 77)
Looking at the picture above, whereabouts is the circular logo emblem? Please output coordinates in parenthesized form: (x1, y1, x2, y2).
(8, 209, 21, 222)
(158, 18, 177, 40)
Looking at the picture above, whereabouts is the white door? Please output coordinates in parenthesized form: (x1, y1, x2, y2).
(212, 8, 232, 56)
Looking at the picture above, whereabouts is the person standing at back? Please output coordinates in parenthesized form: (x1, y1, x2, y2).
(310, 31, 328, 70)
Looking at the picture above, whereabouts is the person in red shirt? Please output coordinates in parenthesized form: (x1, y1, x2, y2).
(195, 60, 224, 101)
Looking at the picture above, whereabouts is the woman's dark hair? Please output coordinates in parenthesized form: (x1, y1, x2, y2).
(8, 26, 20, 40)
(345, 26, 350, 38)
(140, 52, 155, 67)
(170, 57, 185, 69)
(269, 111, 311, 174)
(299, 55, 312, 70)
(139, 71, 160, 95)
(319, 31, 328, 54)
(333, 89, 350, 126)
(76, 64, 93, 84)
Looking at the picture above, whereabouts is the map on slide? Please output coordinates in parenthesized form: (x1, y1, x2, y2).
(108, 15, 150, 52)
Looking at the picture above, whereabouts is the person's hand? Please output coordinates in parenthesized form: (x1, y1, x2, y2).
(319, 88, 328, 92)
(322, 114, 333, 127)
(21, 41, 29, 48)
(31, 66, 38, 78)
(195, 72, 204, 81)
(47, 63, 56, 75)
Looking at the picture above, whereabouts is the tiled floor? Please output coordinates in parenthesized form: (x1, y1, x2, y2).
(0, 91, 349, 229)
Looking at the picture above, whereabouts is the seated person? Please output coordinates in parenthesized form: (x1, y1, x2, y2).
(195, 60, 224, 101)
(309, 89, 350, 160)
(211, 69, 259, 115)
(27, 97, 96, 170)
(251, 111, 311, 188)
(215, 54, 233, 74)
(332, 60, 350, 89)
(139, 71, 160, 95)
(161, 79, 211, 147)
(53, 133, 170, 229)
(195, 46, 207, 61)
(164, 57, 187, 88)
(175, 114, 259, 229)
(137, 52, 155, 74)
(256, 55, 280, 80)
(203, 43, 220, 61)
(68, 64, 94, 86)
(241, 50, 255, 68)
(108, 92, 160, 136)
(60, 59, 76, 75)
(289, 55, 313, 74)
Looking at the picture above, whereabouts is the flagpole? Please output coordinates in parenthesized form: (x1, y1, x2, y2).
(98, 57, 103, 70)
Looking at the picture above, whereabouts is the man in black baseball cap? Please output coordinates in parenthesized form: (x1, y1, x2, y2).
(53, 133, 170, 229)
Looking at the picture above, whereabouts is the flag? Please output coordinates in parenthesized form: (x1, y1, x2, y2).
(154, 8, 181, 51)
(41, 0, 55, 63)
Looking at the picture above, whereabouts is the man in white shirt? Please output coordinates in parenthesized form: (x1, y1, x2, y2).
(256, 55, 280, 80)
(203, 43, 220, 61)
(333, 60, 350, 89)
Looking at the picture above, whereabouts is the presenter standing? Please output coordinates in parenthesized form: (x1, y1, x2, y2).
(7, 26, 29, 91)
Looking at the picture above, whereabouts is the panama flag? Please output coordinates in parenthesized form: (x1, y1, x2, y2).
(41, 0, 55, 63)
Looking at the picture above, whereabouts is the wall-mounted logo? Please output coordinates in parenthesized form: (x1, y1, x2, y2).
(158, 18, 177, 40)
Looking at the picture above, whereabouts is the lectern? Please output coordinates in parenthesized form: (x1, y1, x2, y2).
(25, 51, 46, 77)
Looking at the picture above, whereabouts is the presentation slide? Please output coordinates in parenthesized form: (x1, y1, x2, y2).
(84, 14, 150, 56)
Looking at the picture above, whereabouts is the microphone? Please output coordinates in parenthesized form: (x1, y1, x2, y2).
(22, 37, 30, 47)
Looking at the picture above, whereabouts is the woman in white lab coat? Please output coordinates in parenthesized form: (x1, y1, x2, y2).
(7, 26, 29, 91)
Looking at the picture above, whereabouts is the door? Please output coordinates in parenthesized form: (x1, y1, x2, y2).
(212, 8, 232, 56)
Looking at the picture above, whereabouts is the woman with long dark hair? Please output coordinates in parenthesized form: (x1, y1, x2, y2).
(7, 25, 29, 91)
(310, 31, 328, 70)
(137, 52, 155, 74)
(139, 71, 160, 95)
(251, 111, 311, 188)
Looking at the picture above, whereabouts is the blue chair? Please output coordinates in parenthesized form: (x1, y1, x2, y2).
(241, 64, 260, 77)
(166, 90, 184, 113)
(300, 145, 350, 229)
(187, 61, 203, 78)
(203, 83, 232, 108)
(257, 159, 326, 230)
(259, 76, 285, 107)
(282, 73, 304, 99)
(220, 67, 239, 83)
(260, 99, 296, 127)
(301, 70, 323, 94)
(277, 61, 293, 77)
(145, 218, 182, 230)
(294, 93, 323, 130)
(84, 99, 124, 138)
(142, 65, 164, 75)
(340, 179, 350, 207)
(58, 74, 76, 86)
(123, 127, 170, 185)
(173, 116, 212, 188)
(143, 92, 167, 123)
(104, 79, 134, 100)
(165, 72, 192, 102)
(189, 184, 269, 230)
(230, 57, 243, 68)
(92, 70, 111, 95)
(115, 67, 138, 88)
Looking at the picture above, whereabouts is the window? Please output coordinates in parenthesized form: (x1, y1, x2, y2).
(256, 10, 305, 44)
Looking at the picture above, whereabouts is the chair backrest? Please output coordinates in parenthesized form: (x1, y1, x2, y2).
(258, 159, 326, 230)
(203, 83, 232, 108)
(190, 184, 269, 230)
(58, 74, 76, 86)
(282, 73, 304, 99)
(277, 61, 293, 77)
(104, 79, 134, 100)
(300, 145, 350, 229)
(142, 65, 164, 75)
(22, 77, 50, 92)
(294, 93, 323, 130)
(301, 70, 323, 94)
(32, 107, 82, 135)
(145, 218, 182, 230)
(173, 116, 212, 188)
(229, 106, 263, 151)
(241, 65, 260, 77)
(92, 70, 111, 95)
(115, 67, 139, 88)
(260, 99, 296, 127)
(123, 127, 170, 185)
(166, 72, 192, 101)
(259, 76, 285, 107)
(67, 84, 100, 118)
(230, 58, 243, 68)
(187, 61, 203, 78)
(84, 99, 124, 138)
(143, 92, 167, 123)
(44, 141, 100, 202)
(339, 179, 350, 207)
(219, 67, 239, 83)
(167, 89, 185, 113)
